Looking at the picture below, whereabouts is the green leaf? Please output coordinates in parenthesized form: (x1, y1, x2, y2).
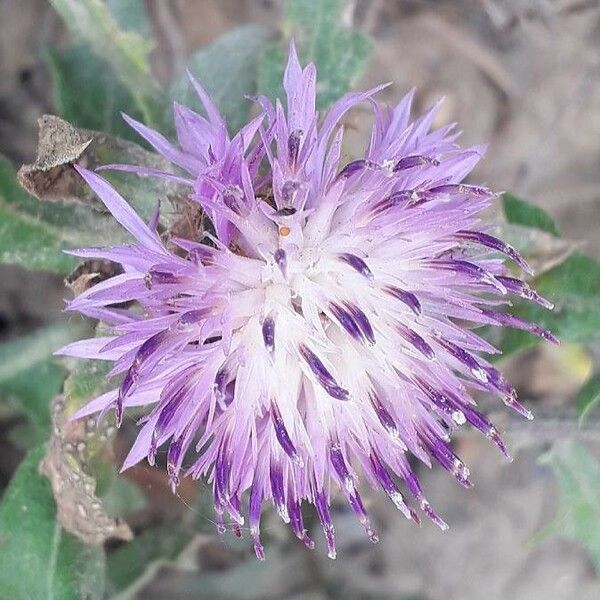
(106, 485, 217, 595)
(0, 445, 106, 600)
(1, 154, 127, 273)
(171, 25, 272, 133)
(99, 476, 147, 518)
(63, 357, 115, 413)
(0, 156, 79, 272)
(49, 0, 165, 126)
(46, 44, 145, 143)
(0, 323, 86, 434)
(106, 523, 191, 594)
(258, 0, 372, 109)
(107, 0, 151, 36)
(577, 372, 600, 425)
(497, 252, 600, 355)
(0, 323, 83, 386)
(540, 441, 600, 572)
(502, 193, 560, 236)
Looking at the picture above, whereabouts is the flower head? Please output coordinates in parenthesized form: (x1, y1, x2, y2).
(59, 42, 556, 559)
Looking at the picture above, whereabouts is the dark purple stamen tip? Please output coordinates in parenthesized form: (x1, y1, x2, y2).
(420, 499, 449, 531)
(398, 325, 435, 360)
(271, 403, 303, 465)
(369, 391, 399, 438)
(299, 345, 350, 401)
(330, 302, 362, 341)
(223, 185, 246, 216)
(315, 489, 336, 559)
(288, 129, 303, 168)
(433, 259, 506, 295)
(262, 315, 275, 355)
(280, 181, 300, 205)
(436, 337, 487, 381)
(384, 286, 422, 315)
(338, 253, 374, 281)
(369, 451, 412, 519)
(457, 230, 533, 274)
(337, 159, 379, 180)
(344, 302, 375, 345)
(496, 276, 555, 310)
(483, 310, 558, 345)
(503, 390, 534, 420)
(289, 498, 315, 549)
(394, 154, 440, 172)
(274, 248, 287, 277)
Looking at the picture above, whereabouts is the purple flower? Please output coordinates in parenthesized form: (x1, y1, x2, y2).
(58, 42, 557, 559)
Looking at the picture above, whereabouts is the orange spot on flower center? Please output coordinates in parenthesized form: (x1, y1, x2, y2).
(279, 226, 291, 237)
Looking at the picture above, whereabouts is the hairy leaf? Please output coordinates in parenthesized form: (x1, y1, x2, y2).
(0, 445, 106, 600)
(577, 372, 600, 425)
(498, 252, 600, 355)
(46, 44, 145, 143)
(0, 323, 86, 434)
(540, 442, 600, 572)
(502, 192, 560, 236)
(171, 24, 272, 133)
(258, 0, 372, 109)
(49, 0, 164, 126)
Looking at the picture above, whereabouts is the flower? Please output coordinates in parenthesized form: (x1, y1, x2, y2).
(58, 42, 557, 559)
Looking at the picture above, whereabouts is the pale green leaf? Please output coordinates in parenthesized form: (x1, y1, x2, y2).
(0, 445, 106, 600)
(258, 0, 372, 109)
(540, 442, 600, 572)
(49, 0, 164, 126)
(577, 373, 600, 425)
(171, 24, 272, 133)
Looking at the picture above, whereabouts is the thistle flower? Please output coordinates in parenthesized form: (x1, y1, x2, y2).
(58, 42, 557, 559)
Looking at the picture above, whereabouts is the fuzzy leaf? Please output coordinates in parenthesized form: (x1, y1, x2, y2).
(107, 0, 151, 36)
(49, 0, 165, 126)
(0, 156, 80, 273)
(0, 323, 85, 434)
(258, 0, 372, 109)
(18, 116, 189, 226)
(497, 252, 600, 355)
(502, 193, 560, 236)
(171, 24, 272, 133)
(0, 445, 106, 600)
(540, 442, 600, 572)
(577, 372, 600, 425)
(46, 44, 145, 143)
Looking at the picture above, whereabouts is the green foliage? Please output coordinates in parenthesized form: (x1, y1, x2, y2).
(63, 357, 114, 414)
(577, 372, 600, 425)
(0, 156, 80, 273)
(49, 0, 165, 126)
(498, 252, 600, 355)
(540, 442, 600, 572)
(0, 323, 84, 435)
(258, 0, 372, 109)
(0, 446, 106, 600)
(0, 155, 133, 272)
(106, 523, 192, 594)
(497, 194, 600, 355)
(171, 24, 272, 133)
(107, 0, 151, 36)
(46, 44, 145, 143)
(502, 192, 560, 236)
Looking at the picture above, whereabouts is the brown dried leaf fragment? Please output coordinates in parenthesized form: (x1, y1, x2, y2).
(17, 114, 190, 226)
(39, 393, 133, 545)
(17, 115, 94, 204)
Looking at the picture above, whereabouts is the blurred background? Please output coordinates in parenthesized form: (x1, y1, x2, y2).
(0, 1, 600, 599)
